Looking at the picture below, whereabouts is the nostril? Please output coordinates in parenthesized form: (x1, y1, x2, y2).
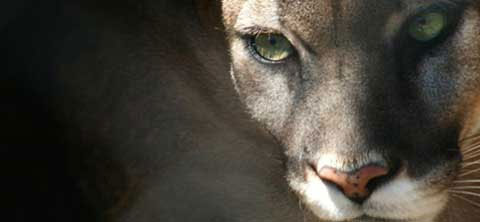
(315, 165, 389, 203)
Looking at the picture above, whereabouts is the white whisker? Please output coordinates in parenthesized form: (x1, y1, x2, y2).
(463, 147, 480, 156)
(462, 149, 480, 160)
(460, 160, 480, 167)
(453, 180, 480, 184)
(459, 168, 480, 177)
(449, 190, 480, 198)
(461, 142, 480, 155)
(450, 186, 480, 190)
(450, 193, 480, 209)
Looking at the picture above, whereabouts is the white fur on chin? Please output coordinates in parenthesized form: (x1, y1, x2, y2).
(290, 167, 447, 222)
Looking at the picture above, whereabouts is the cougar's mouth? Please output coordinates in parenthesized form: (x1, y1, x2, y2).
(288, 153, 449, 222)
(350, 215, 421, 222)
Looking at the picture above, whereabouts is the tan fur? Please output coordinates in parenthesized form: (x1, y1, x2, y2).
(223, 0, 480, 222)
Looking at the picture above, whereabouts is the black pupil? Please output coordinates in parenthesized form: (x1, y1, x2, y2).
(268, 36, 277, 45)
(417, 17, 427, 26)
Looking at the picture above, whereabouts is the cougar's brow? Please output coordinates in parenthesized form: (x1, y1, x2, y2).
(233, 0, 281, 32)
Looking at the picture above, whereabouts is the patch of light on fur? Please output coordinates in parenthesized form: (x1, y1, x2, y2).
(235, 0, 281, 31)
(290, 175, 362, 220)
(229, 34, 292, 130)
(453, 8, 480, 135)
(459, 8, 480, 42)
(365, 171, 448, 220)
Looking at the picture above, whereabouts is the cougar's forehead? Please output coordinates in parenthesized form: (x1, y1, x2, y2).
(224, 0, 468, 50)
(222, 0, 280, 31)
(279, 1, 395, 51)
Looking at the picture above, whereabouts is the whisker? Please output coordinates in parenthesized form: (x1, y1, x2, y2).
(450, 186, 480, 190)
(459, 134, 480, 146)
(447, 200, 456, 222)
(450, 193, 480, 209)
(459, 133, 480, 142)
(453, 180, 480, 184)
(449, 190, 480, 198)
(462, 145, 480, 156)
(462, 149, 480, 159)
(460, 137, 480, 151)
(461, 144, 480, 153)
(460, 160, 480, 167)
(298, 199, 307, 222)
(463, 143, 480, 151)
(459, 168, 480, 177)
(463, 154, 480, 163)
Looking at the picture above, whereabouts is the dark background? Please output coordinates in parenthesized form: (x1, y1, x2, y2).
(2, 0, 94, 221)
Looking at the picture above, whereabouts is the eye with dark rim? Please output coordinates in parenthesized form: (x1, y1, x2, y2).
(395, 3, 466, 77)
(248, 33, 295, 63)
(406, 5, 454, 44)
(408, 9, 448, 42)
(403, 3, 466, 48)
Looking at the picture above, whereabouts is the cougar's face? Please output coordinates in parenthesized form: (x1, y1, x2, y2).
(223, 0, 480, 221)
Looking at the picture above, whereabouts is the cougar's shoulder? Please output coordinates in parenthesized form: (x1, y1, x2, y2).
(3, 0, 307, 221)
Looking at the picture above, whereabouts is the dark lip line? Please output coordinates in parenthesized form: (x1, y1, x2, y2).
(354, 215, 413, 222)
(315, 213, 418, 222)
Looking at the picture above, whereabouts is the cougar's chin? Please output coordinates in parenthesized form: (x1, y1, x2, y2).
(288, 163, 448, 222)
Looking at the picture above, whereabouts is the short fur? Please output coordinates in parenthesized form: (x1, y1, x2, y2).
(223, 0, 480, 221)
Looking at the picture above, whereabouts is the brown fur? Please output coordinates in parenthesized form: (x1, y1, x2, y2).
(223, 0, 480, 221)
(3, 0, 480, 222)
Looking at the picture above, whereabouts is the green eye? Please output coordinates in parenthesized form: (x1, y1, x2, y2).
(408, 11, 447, 42)
(251, 33, 294, 62)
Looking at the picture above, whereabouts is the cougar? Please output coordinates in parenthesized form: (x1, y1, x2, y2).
(223, 0, 480, 221)
(3, 0, 480, 222)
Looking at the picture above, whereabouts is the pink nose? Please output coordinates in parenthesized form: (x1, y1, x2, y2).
(316, 165, 389, 200)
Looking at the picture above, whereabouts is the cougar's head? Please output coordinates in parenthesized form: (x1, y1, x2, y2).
(222, 0, 480, 221)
